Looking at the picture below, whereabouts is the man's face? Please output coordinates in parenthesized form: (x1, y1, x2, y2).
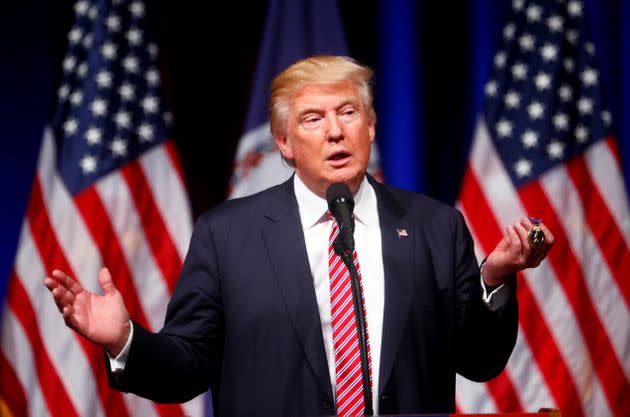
(275, 82, 375, 197)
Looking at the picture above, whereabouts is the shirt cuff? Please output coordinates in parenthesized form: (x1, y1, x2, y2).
(480, 275, 515, 311)
(106, 320, 134, 375)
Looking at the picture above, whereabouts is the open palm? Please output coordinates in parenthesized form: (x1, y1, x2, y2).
(44, 268, 131, 355)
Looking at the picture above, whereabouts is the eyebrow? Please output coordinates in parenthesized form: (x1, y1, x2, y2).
(296, 98, 359, 117)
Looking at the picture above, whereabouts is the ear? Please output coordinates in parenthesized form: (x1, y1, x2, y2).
(274, 131, 294, 161)
(368, 118, 376, 144)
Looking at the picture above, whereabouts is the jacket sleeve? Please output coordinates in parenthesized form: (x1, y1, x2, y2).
(107, 214, 224, 403)
(452, 210, 519, 382)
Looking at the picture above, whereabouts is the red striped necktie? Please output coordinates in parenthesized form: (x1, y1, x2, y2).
(327, 213, 372, 416)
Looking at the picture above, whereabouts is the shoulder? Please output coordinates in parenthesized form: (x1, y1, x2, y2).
(373, 181, 473, 252)
(372, 180, 463, 225)
(195, 180, 294, 230)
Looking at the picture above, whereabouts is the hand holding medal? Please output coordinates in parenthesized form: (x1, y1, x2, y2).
(480, 216, 554, 288)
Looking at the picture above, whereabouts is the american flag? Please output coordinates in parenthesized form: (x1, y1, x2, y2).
(228, 0, 382, 199)
(455, 1, 630, 417)
(0, 0, 203, 416)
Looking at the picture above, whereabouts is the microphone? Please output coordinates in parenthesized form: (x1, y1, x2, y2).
(325, 182, 373, 415)
(326, 182, 355, 254)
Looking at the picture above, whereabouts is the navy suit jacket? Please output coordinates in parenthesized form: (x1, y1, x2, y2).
(108, 175, 518, 417)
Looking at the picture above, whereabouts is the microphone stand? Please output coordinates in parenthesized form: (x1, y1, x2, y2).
(333, 238, 373, 416)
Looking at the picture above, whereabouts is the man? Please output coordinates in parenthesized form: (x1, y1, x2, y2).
(45, 55, 553, 417)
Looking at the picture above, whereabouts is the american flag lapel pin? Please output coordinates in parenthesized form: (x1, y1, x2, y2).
(396, 228, 408, 238)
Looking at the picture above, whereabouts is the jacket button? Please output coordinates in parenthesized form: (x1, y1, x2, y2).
(321, 396, 332, 409)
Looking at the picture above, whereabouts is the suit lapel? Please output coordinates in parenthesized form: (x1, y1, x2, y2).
(260, 178, 333, 399)
(370, 177, 414, 396)
(258, 176, 416, 399)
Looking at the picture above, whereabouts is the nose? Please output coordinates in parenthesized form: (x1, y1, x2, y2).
(325, 114, 343, 141)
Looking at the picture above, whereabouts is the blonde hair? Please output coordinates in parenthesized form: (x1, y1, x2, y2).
(269, 55, 375, 138)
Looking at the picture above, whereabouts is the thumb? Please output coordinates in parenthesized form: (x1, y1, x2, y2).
(98, 267, 117, 295)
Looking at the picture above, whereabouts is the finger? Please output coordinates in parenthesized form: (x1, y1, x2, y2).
(519, 221, 542, 266)
(62, 305, 74, 324)
(514, 221, 530, 247)
(521, 216, 535, 230)
(510, 223, 531, 268)
(61, 306, 80, 331)
(61, 285, 75, 305)
(52, 283, 77, 311)
(505, 224, 523, 258)
(51, 269, 84, 295)
(50, 284, 71, 304)
(538, 222, 554, 244)
(44, 277, 60, 292)
(51, 287, 67, 313)
(98, 267, 117, 296)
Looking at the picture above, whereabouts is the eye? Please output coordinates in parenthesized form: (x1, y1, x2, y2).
(339, 107, 359, 122)
(301, 115, 322, 130)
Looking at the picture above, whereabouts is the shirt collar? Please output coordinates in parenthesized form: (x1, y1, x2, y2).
(293, 174, 378, 229)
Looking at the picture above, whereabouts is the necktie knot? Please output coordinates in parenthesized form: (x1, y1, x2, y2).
(325, 211, 356, 226)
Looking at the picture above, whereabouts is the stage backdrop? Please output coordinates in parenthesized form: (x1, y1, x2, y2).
(0, 1, 627, 417)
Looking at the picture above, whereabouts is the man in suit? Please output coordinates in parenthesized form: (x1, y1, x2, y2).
(45, 55, 553, 417)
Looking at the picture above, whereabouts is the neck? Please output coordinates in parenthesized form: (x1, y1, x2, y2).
(295, 174, 364, 199)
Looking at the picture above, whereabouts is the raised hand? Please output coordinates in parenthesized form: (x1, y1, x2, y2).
(482, 216, 554, 287)
(44, 268, 131, 356)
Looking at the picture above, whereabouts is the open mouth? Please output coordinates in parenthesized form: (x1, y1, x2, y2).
(328, 151, 351, 161)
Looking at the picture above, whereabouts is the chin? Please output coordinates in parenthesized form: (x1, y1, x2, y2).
(327, 172, 363, 190)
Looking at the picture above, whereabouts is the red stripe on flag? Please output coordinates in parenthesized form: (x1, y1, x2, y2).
(515, 276, 585, 417)
(73, 185, 187, 417)
(0, 350, 28, 417)
(164, 139, 188, 189)
(26, 178, 132, 417)
(459, 167, 586, 417)
(605, 136, 623, 167)
(484, 373, 524, 412)
(458, 165, 504, 250)
(518, 180, 630, 417)
(457, 166, 525, 412)
(6, 272, 79, 417)
(73, 186, 150, 328)
(156, 403, 188, 417)
(121, 159, 182, 292)
(566, 154, 630, 308)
